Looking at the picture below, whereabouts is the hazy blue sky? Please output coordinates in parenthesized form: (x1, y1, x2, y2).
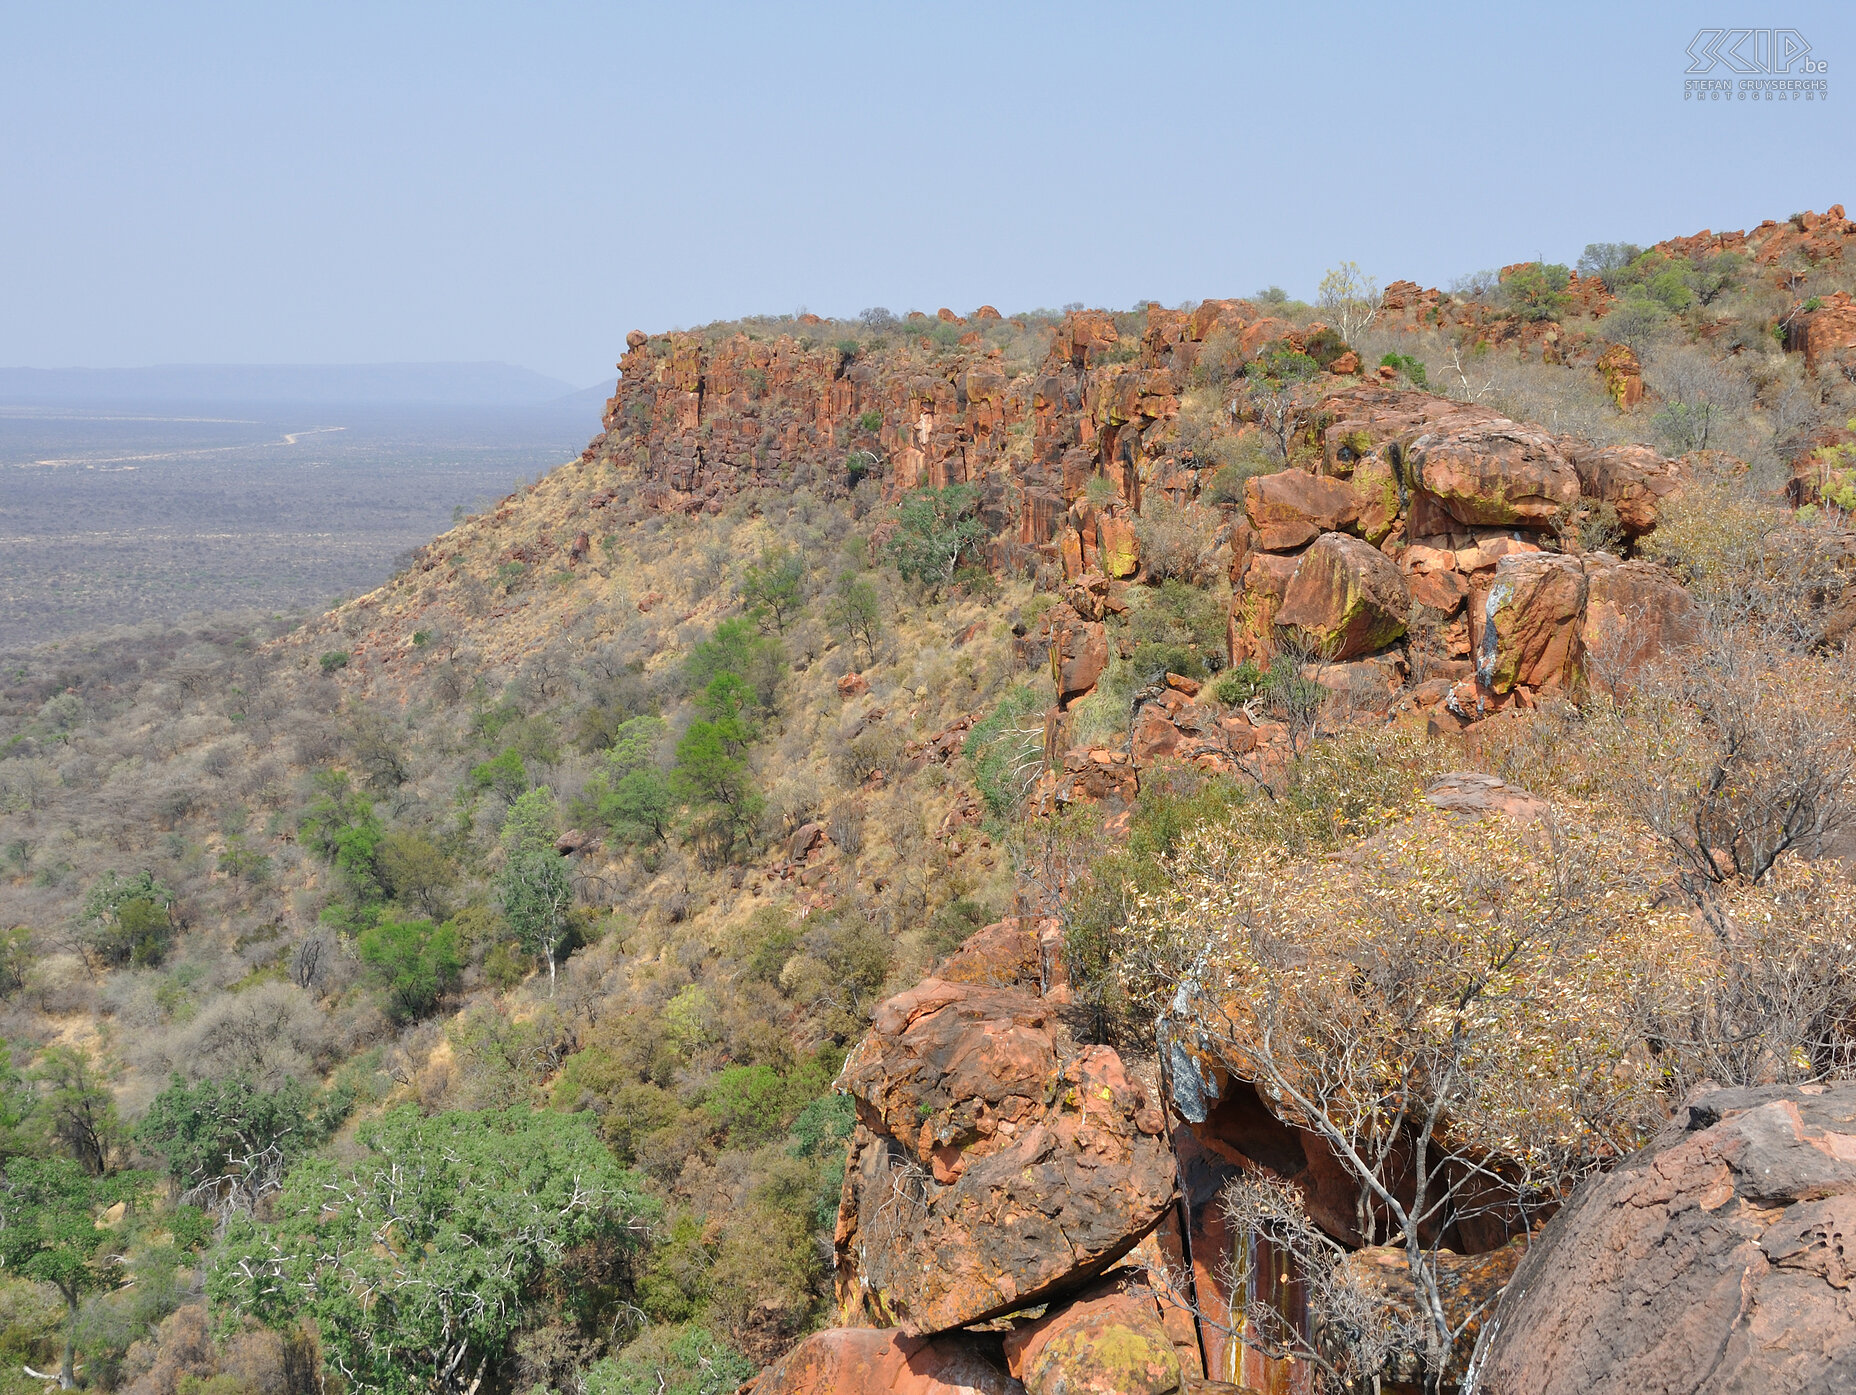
(4, 1, 1852, 385)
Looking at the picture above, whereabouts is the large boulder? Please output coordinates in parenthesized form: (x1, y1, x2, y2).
(1243, 469, 1361, 551)
(1406, 419, 1579, 529)
(1001, 1276, 1181, 1395)
(1275, 532, 1410, 660)
(1579, 554, 1700, 684)
(835, 980, 1175, 1335)
(1475, 1083, 1856, 1395)
(1476, 553, 1588, 693)
(750, 1327, 1020, 1394)
(1562, 441, 1687, 536)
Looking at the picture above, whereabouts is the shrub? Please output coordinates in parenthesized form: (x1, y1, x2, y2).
(857, 409, 883, 433)
(213, 1109, 654, 1395)
(1211, 661, 1266, 706)
(582, 1324, 755, 1395)
(963, 685, 1046, 817)
(317, 651, 349, 675)
(1377, 351, 1427, 386)
(356, 919, 463, 1022)
(78, 870, 176, 968)
(1500, 261, 1571, 321)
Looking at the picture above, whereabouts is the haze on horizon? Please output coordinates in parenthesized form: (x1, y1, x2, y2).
(3, 0, 1852, 386)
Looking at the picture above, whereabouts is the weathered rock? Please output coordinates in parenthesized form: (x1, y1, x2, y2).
(1422, 772, 1550, 825)
(1001, 1276, 1180, 1395)
(1406, 420, 1579, 529)
(936, 919, 1044, 992)
(1097, 514, 1140, 579)
(839, 672, 870, 698)
(1594, 342, 1644, 410)
(1563, 441, 1687, 536)
(1047, 606, 1107, 708)
(750, 1326, 1021, 1395)
(1275, 532, 1410, 660)
(1243, 469, 1360, 552)
(1579, 555, 1700, 684)
(1475, 1083, 1856, 1395)
(1407, 566, 1468, 617)
(1784, 288, 1856, 373)
(1476, 553, 1587, 693)
(836, 980, 1176, 1335)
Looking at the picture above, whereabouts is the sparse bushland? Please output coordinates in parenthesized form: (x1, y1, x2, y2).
(0, 470, 1026, 1384)
(4, 221, 1856, 1394)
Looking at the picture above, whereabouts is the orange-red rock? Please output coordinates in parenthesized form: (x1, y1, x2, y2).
(1243, 469, 1360, 552)
(749, 1327, 1016, 1395)
(1579, 555, 1700, 685)
(835, 980, 1176, 1335)
(1047, 606, 1107, 708)
(1476, 1083, 1856, 1395)
(1002, 1278, 1180, 1395)
(1407, 419, 1579, 528)
(1563, 442, 1688, 537)
(1477, 553, 1587, 693)
(1276, 532, 1410, 660)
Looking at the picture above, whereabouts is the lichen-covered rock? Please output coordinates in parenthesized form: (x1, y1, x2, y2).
(835, 980, 1175, 1335)
(750, 1326, 1021, 1394)
(1474, 1083, 1856, 1395)
(1243, 469, 1360, 552)
(1406, 419, 1580, 529)
(1275, 532, 1410, 660)
(1001, 1277, 1180, 1395)
(1477, 553, 1587, 693)
(1594, 342, 1645, 410)
(1097, 513, 1140, 579)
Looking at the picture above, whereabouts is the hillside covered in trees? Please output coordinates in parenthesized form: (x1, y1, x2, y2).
(3, 206, 1856, 1395)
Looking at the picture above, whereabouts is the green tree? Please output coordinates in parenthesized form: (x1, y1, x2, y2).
(599, 770, 674, 846)
(739, 545, 805, 633)
(136, 1073, 326, 1213)
(685, 618, 783, 709)
(0, 1157, 149, 1387)
(887, 484, 987, 590)
(78, 869, 175, 968)
(825, 572, 883, 666)
(1501, 261, 1572, 321)
(606, 715, 667, 776)
(670, 724, 762, 864)
(577, 717, 674, 848)
(297, 773, 386, 903)
(357, 919, 464, 1021)
(211, 1108, 653, 1395)
(28, 1046, 121, 1176)
(377, 829, 456, 919)
(469, 746, 530, 801)
(495, 789, 575, 992)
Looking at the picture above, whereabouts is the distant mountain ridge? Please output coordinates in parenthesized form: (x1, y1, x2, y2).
(0, 361, 587, 406)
